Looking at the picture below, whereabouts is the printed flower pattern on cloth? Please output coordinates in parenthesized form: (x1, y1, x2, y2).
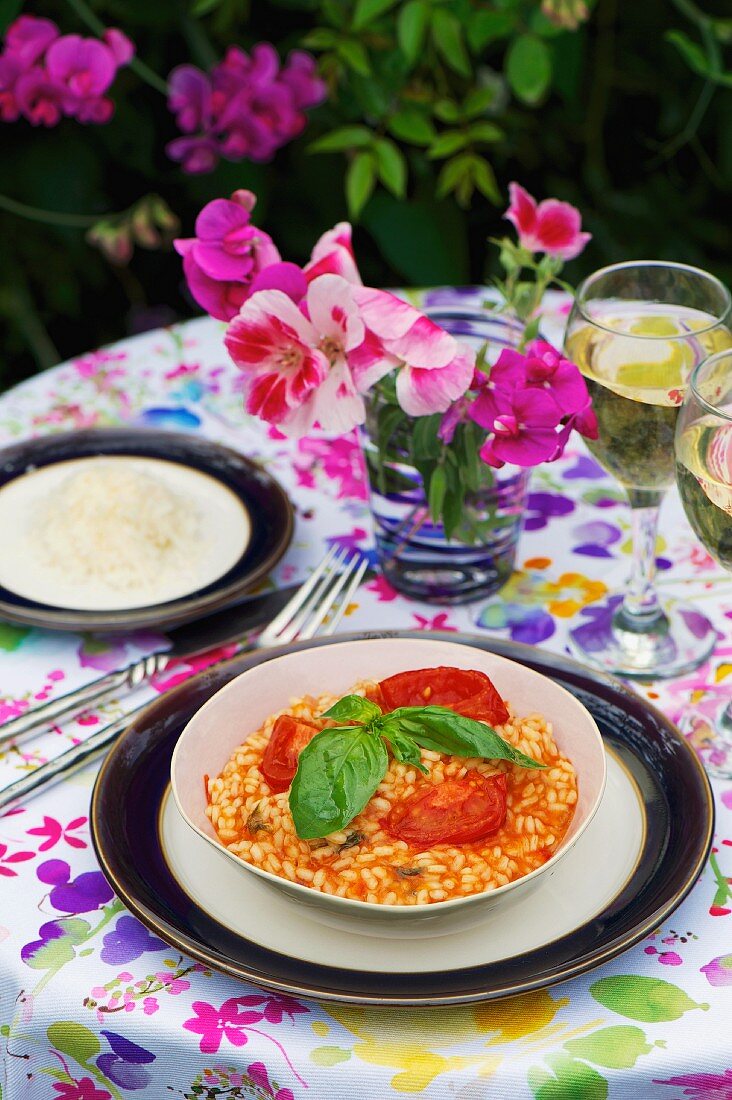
(0, 287, 731, 1100)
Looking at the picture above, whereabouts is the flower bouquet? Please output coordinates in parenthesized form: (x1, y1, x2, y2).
(176, 184, 596, 602)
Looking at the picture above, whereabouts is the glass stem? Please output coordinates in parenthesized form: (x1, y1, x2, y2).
(619, 489, 666, 626)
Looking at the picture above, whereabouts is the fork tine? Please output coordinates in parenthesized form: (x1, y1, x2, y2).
(265, 547, 349, 646)
(297, 551, 362, 641)
(322, 555, 368, 636)
(256, 545, 339, 647)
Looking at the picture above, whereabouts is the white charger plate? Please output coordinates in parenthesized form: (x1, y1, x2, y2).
(91, 632, 714, 1005)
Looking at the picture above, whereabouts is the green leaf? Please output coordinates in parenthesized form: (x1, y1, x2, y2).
(456, 422, 481, 492)
(528, 1053, 608, 1100)
(397, 0, 430, 67)
(665, 30, 709, 78)
(289, 727, 388, 838)
(336, 39, 372, 76)
(433, 99, 461, 123)
(472, 157, 500, 203)
(311, 1047, 353, 1067)
(468, 121, 504, 145)
(23, 919, 91, 971)
(387, 108, 436, 146)
(373, 139, 407, 198)
(47, 1022, 100, 1066)
(442, 487, 463, 539)
(589, 976, 709, 1022)
(377, 402, 404, 450)
(564, 1026, 656, 1070)
(412, 414, 443, 460)
(463, 87, 497, 118)
(308, 126, 373, 154)
(323, 695, 382, 724)
(352, 0, 400, 30)
(190, 0, 224, 15)
(428, 465, 447, 521)
(428, 131, 471, 159)
(0, 622, 30, 651)
(466, 10, 515, 51)
(302, 28, 339, 49)
(506, 35, 552, 105)
(379, 707, 546, 769)
(436, 153, 473, 199)
(346, 152, 377, 219)
(432, 9, 472, 77)
(384, 728, 428, 772)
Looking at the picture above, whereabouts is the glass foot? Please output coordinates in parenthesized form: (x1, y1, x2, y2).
(678, 694, 732, 779)
(568, 596, 717, 679)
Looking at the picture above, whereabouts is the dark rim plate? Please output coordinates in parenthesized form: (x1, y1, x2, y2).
(91, 631, 714, 1006)
(0, 428, 293, 632)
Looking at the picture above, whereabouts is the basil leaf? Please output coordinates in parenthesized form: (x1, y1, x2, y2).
(383, 728, 429, 774)
(289, 727, 388, 839)
(323, 694, 382, 724)
(379, 706, 546, 769)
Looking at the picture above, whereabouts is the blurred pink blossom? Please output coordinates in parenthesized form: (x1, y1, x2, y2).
(505, 182, 591, 259)
(167, 43, 326, 173)
(0, 15, 133, 127)
(174, 190, 280, 321)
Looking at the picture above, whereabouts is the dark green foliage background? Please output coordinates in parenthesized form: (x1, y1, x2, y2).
(0, 0, 730, 390)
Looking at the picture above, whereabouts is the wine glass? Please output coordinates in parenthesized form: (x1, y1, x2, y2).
(564, 261, 732, 678)
(674, 348, 732, 775)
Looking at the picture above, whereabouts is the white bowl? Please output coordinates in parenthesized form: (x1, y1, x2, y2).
(171, 637, 606, 933)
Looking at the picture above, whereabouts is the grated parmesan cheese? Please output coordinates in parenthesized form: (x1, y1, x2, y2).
(35, 460, 201, 593)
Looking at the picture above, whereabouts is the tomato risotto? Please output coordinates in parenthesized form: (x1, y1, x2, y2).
(204, 667, 577, 906)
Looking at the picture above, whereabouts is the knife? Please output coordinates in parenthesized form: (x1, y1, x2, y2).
(0, 584, 299, 746)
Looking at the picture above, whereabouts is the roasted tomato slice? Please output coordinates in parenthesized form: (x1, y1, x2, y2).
(383, 771, 507, 846)
(260, 714, 322, 793)
(377, 666, 509, 725)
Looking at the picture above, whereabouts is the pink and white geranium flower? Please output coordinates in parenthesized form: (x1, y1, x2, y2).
(505, 182, 591, 260)
(350, 287, 474, 416)
(225, 274, 365, 435)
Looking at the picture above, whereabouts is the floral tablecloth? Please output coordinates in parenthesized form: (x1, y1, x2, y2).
(1, 290, 731, 1100)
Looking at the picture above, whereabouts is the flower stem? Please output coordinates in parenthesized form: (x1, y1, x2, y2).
(246, 1025, 309, 1088)
(0, 193, 101, 228)
(62, 0, 170, 96)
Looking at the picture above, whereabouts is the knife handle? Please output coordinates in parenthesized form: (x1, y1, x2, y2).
(0, 703, 148, 813)
(0, 653, 171, 747)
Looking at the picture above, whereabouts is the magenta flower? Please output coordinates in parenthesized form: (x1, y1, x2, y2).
(654, 1070, 732, 1099)
(4, 15, 58, 65)
(14, 66, 65, 126)
(174, 190, 281, 322)
(472, 387, 564, 467)
(52, 1080, 111, 1100)
(505, 182, 591, 260)
(0, 16, 133, 128)
(167, 42, 326, 174)
(183, 997, 264, 1054)
(523, 338, 592, 413)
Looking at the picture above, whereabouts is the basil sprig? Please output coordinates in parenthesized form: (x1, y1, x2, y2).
(288, 694, 545, 839)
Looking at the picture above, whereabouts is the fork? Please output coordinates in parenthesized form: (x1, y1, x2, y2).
(0, 547, 368, 811)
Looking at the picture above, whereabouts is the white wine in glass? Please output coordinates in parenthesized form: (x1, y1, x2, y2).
(675, 349, 732, 776)
(564, 262, 732, 678)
